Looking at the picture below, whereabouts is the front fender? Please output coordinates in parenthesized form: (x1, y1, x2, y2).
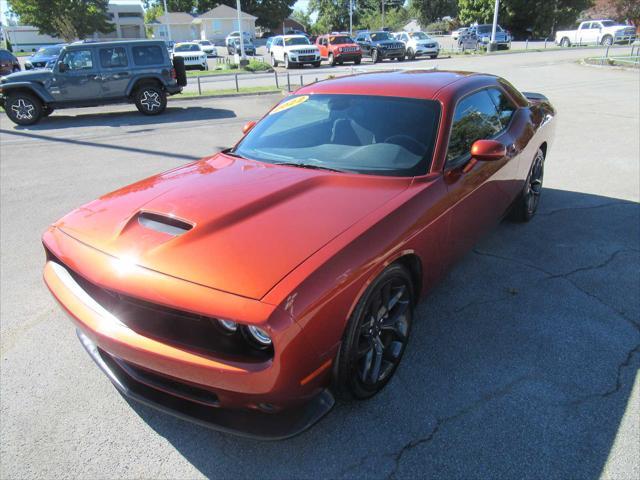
(1, 82, 54, 103)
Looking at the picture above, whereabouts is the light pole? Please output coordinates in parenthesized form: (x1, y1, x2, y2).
(162, 0, 172, 41)
(489, 0, 500, 52)
(236, 0, 247, 65)
(381, 0, 385, 30)
(349, 0, 353, 36)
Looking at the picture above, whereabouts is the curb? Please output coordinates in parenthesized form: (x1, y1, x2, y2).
(168, 89, 286, 102)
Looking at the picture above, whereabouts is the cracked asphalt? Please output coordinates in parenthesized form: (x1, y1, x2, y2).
(1, 48, 639, 479)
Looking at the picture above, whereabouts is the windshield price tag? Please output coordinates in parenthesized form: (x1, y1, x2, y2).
(270, 95, 309, 115)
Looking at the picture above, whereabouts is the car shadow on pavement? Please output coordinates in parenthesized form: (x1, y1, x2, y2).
(9, 106, 236, 131)
(128, 187, 639, 479)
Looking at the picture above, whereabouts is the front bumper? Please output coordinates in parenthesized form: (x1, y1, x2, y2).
(335, 53, 361, 62)
(290, 54, 320, 64)
(380, 48, 405, 59)
(78, 330, 334, 440)
(42, 227, 337, 438)
(414, 46, 439, 56)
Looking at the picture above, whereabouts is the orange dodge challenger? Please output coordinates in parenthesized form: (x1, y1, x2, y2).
(43, 70, 555, 439)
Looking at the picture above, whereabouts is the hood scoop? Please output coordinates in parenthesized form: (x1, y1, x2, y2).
(137, 211, 193, 237)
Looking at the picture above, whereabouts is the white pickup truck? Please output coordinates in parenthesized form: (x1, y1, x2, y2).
(555, 19, 637, 47)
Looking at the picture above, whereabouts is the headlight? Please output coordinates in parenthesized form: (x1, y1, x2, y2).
(246, 325, 272, 346)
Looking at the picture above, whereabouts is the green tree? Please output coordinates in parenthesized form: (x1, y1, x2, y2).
(7, 0, 114, 41)
(309, 0, 351, 33)
(409, 0, 457, 25)
(458, 0, 594, 38)
(144, 3, 164, 36)
(615, 0, 640, 26)
(291, 8, 312, 31)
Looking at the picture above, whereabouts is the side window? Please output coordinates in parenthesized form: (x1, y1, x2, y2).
(591, 22, 600, 29)
(486, 87, 517, 129)
(446, 90, 502, 165)
(99, 47, 128, 68)
(581, 22, 591, 30)
(62, 49, 94, 70)
(132, 45, 164, 66)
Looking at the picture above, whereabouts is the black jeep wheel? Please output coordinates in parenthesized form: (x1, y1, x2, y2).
(5, 92, 43, 126)
(333, 263, 414, 400)
(134, 85, 167, 116)
(509, 148, 545, 222)
(372, 49, 380, 63)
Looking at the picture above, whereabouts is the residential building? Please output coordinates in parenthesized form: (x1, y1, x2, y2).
(147, 5, 257, 45)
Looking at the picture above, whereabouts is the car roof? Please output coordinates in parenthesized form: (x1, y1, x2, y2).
(67, 39, 164, 48)
(296, 70, 492, 100)
(281, 35, 308, 39)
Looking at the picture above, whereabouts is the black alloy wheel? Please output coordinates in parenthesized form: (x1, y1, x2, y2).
(334, 264, 414, 400)
(510, 148, 545, 222)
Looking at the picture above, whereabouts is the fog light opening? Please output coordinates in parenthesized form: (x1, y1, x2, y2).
(217, 319, 238, 333)
(246, 325, 272, 347)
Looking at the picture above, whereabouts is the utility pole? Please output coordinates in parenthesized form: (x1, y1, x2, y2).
(162, 0, 172, 41)
(236, 0, 247, 65)
(349, 0, 353, 36)
(489, 0, 499, 52)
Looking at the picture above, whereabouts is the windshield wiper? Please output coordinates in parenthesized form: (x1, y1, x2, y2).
(273, 162, 348, 173)
(224, 149, 247, 159)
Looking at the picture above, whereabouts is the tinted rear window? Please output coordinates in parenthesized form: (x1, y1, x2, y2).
(132, 45, 164, 66)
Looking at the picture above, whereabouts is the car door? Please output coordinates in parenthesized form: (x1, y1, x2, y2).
(49, 48, 102, 102)
(272, 37, 284, 61)
(589, 22, 603, 44)
(442, 88, 518, 262)
(356, 35, 371, 56)
(577, 22, 591, 44)
(315, 36, 324, 58)
(98, 46, 130, 98)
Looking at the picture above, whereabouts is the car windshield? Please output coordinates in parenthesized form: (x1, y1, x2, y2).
(600, 20, 616, 27)
(371, 32, 392, 41)
(284, 37, 310, 46)
(409, 32, 430, 40)
(476, 26, 492, 34)
(234, 94, 441, 177)
(199, 40, 212, 45)
(36, 46, 62, 56)
(329, 36, 353, 44)
(175, 44, 201, 52)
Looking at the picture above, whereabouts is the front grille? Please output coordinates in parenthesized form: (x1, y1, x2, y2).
(294, 49, 316, 55)
(48, 254, 273, 362)
(383, 43, 403, 49)
(298, 55, 317, 61)
(182, 55, 202, 62)
(32, 61, 47, 68)
(425, 43, 436, 48)
(340, 47, 359, 52)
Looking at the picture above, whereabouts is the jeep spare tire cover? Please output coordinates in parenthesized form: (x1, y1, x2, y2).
(173, 56, 187, 87)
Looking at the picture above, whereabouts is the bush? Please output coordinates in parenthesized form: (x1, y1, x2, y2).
(244, 59, 272, 72)
(426, 20, 455, 34)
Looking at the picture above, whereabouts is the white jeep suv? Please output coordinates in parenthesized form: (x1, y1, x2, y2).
(270, 35, 321, 69)
(172, 42, 208, 71)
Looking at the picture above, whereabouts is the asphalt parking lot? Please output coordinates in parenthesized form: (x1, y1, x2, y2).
(1, 48, 638, 479)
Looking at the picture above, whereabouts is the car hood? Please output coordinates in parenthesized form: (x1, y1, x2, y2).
(55, 153, 410, 300)
(173, 51, 204, 56)
(1, 69, 53, 82)
(27, 54, 57, 62)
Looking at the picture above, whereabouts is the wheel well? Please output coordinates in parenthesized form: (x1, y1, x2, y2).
(393, 254, 423, 303)
(3, 87, 44, 103)
(132, 78, 163, 93)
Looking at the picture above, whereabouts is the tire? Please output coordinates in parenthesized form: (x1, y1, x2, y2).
(601, 35, 613, 46)
(134, 85, 167, 116)
(509, 148, 545, 222)
(407, 48, 415, 60)
(4, 92, 43, 126)
(42, 106, 54, 117)
(397, 55, 405, 62)
(430, 54, 438, 59)
(333, 263, 414, 400)
(354, 57, 361, 65)
(284, 54, 291, 69)
(172, 56, 187, 87)
(561, 37, 571, 48)
(313, 61, 321, 68)
(372, 49, 380, 63)
(329, 53, 336, 66)
(271, 54, 278, 67)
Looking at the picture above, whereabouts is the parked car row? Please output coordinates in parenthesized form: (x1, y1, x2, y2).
(266, 30, 441, 69)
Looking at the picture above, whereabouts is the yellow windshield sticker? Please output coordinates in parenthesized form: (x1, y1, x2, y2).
(270, 95, 309, 114)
